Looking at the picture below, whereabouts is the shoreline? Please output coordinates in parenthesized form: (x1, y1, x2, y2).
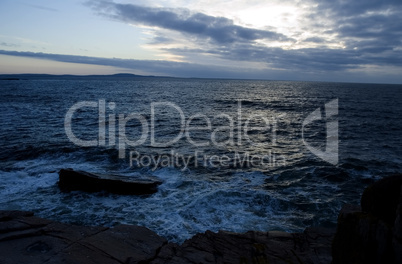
(1, 174, 401, 263)
(0, 210, 334, 264)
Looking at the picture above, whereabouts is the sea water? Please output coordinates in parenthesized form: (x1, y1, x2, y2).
(0, 78, 401, 243)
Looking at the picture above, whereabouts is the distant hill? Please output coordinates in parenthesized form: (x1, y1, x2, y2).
(0, 73, 174, 80)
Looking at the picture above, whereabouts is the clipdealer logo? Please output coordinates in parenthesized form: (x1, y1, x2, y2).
(302, 99, 339, 165)
(64, 99, 339, 169)
(64, 100, 284, 170)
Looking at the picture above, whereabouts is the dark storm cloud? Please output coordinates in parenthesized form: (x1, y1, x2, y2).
(309, 0, 402, 72)
(86, 1, 291, 44)
(314, 1, 402, 48)
(337, 13, 402, 45)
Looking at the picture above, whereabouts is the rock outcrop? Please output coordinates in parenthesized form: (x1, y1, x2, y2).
(332, 174, 402, 264)
(0, 210, 334, 264)
(58, 169, 162, 195)
(152, 227, 334, 264)
(0, 210, 167, 264)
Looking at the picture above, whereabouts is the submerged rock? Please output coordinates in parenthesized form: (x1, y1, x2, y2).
(58, 168, 162, 195)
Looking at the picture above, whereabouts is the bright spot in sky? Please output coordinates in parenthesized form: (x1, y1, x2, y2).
(236, 4, 300, 32)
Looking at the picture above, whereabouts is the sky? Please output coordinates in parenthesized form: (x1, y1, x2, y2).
(0, 0, 401, 83)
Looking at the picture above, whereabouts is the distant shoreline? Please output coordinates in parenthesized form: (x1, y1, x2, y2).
(0, 73, 173, 81)
(1, 73, 402, 85)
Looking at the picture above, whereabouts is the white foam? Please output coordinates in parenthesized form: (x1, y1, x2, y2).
(0, 156, 318, 243)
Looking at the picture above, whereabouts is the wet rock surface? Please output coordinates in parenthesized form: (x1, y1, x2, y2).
(0, 210, 334, 264)
(58, 169, 162, 195)
(151, 227, 334, 264)
(0, 210, 167, 264)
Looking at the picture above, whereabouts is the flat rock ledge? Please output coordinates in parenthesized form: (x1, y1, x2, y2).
(0, 210, 334, 264)
(58, 169, 163, 195)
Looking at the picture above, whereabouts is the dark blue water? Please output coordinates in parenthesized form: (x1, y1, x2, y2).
(0, 78, 401, 243)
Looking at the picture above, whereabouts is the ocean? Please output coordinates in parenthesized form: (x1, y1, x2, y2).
(0, 78, 401, 243)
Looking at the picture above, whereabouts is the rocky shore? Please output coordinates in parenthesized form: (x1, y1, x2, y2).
(0, 210, 334, 263)
(0, 174, 401, 264)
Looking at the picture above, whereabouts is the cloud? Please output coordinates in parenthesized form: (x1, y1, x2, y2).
(164, 40, 402, 72)
(313, 1, 402, 50)
(0, 49, 266, 78)
(87, 1, 291, 44)
(84, 1, 402, 74)
(0, 42, 19, 48)
(148, 35, 174, 45)
(1, 49, 402, 83)
(3, 1, 402, 83)
(303, 37, 327, 43)
(316, 0, 402, 17)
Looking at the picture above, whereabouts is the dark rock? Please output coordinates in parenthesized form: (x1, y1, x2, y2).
(80, 225, 167, 263)
(0, 210, 334, 264)
(58, 168, 162, 195)
(26, 241, 52, 253)
(0, 210, 34, 221)
(332, 174, 402, 264)
(0, 210, 167, 264)
(332, 205, 393, 264)
(151, 228, 334, 264)
(361, 174, 402, 225)
(393, 186, 402, 264)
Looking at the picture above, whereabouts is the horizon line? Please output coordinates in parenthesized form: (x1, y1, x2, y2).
(1, 72, 402, 86)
